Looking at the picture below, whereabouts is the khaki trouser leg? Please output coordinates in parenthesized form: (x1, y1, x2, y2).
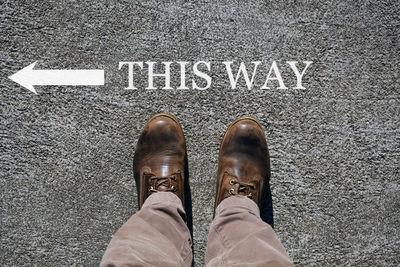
(205, 196, 293, 267)
(100, 192, 192, 267)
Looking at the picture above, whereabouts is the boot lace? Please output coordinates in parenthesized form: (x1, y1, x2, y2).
(228, 179, 255, 199)
(144, 171, 180, 193)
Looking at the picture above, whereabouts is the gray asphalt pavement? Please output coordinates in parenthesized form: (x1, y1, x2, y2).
(1, 0, 399, 266)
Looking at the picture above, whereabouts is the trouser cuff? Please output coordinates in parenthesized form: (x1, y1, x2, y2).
(142, 192, 183, 209)
(215, 195, 260, 217)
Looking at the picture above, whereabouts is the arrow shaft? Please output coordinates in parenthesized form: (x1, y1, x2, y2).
(30, 69, 104, 86)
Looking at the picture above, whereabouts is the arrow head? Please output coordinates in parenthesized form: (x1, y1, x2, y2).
(9, 61, 38, 94)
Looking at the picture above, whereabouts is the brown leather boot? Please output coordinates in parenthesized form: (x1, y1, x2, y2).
(215, 117, 271, 210)
(133, 114, 187, 208)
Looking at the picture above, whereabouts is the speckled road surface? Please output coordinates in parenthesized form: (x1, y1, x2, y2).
(1, 1, 399, 266)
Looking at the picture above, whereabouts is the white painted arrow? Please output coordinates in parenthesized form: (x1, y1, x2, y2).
(9, 61, 104, 94)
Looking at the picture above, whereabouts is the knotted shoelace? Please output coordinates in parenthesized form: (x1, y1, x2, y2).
(144, 172, 179, 193)
(228, 179, 255, 199)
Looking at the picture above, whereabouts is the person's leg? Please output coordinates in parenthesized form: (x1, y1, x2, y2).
(205, 196, 292, 267)
(101, 114, 192, 267)
(101, 192, 192, 267)
(205, 117, 293, 267)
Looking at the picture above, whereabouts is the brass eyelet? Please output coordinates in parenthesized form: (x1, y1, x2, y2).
(229, 188, 234, 195)
(229, 179, 235, 185)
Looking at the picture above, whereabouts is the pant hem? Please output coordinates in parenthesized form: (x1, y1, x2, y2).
(215, 195, 260, 217)
(142, 192, 183, 209)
